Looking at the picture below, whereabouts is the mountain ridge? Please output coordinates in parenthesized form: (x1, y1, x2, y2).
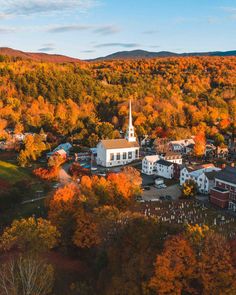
(0, 47, 82, 63)
(89, 49, 236, 61)
(0, 47, 236, 62)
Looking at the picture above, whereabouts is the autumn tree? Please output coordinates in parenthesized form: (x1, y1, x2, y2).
(182, 179, 197, 198)
(193, 132, 206, 157)
(0, 217, 59, 253)
(198, 232, 236, 294)
(149, 235, 197, 295)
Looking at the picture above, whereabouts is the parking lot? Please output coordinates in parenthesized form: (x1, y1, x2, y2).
(141, 183, 181, 201)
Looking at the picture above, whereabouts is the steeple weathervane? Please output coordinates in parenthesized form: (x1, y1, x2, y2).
(126, 99, 136, 142)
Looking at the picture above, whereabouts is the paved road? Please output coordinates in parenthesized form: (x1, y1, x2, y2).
(59, 163, 72, 185)
(142, 184, 181, 201)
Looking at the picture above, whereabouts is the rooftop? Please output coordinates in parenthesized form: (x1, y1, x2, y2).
(156, 159, 174, 167)
(100, 139, 139, 150)
(144, 155, 160, 162)
(215, 166, 236, 185)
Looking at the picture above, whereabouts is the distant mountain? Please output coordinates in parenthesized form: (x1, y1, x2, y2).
(0, 47, 82, 63)
(90, 49, 236, 61)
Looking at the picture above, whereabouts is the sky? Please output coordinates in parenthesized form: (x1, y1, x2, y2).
(0, 0, 235, 59)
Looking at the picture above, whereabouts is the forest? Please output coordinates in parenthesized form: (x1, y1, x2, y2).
(0, 56, 235, 147)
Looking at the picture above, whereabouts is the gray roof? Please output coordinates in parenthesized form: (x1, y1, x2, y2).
(156, 159, 174, 167)
(205, 171, 218, 180)
(215, 166, 236, 185)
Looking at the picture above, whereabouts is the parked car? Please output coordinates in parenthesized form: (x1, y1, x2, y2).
(165, 195, 172, 201)
(143, 186, 151, 191)
(159, 196, 165, 200)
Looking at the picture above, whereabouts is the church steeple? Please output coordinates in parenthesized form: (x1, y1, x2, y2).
(126, 99, 136, 142)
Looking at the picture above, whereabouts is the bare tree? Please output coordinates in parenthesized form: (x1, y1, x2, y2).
(0, 256, 54, 295)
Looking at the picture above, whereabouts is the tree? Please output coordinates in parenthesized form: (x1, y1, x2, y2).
(73, 209, 100, 248)
(149, 235, 197, 295)
(194, 132, 206, 157)
(0, 217, 60, 253)
(182, 179, 197, 198)
(0, 256, 54, 295)
(198, 232, 236, 294)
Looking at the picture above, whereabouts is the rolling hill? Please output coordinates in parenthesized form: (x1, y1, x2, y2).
(90, 49, 236, 61)
(0, 47, 82, 63)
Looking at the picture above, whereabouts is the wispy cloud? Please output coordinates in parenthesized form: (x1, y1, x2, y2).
(0, 0, 98, 17)
(93, 25, 120, 35)
(0, 27, 16, 33)
(95, 42, 140, 48)
(47, 24, 91, 33)
(220, 6, 236, 20)
(46, 24, 120, 35)
(81, 49, 95, 53)
(38, 47, 55, 52)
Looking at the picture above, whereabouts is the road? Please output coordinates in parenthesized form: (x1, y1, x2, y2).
(59, 162, 72, 185)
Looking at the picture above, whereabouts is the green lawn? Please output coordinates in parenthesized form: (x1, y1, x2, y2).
(0, 160, 31, 184)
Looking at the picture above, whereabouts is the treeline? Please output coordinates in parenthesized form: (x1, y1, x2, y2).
(0, 57, 236, 146)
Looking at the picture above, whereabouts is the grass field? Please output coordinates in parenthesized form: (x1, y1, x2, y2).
(0, 160, 30, 184)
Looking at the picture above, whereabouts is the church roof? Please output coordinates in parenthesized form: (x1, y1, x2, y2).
(100, 139, 139, 150)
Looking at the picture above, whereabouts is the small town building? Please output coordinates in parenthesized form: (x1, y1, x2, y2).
(210, 166, 236, 211)
(156, 159, 174, 179)
(180, 164, 221, 194)
(142, 152, 182, 176)
(96, 100, 139, 167)
(169, 138, 195, 154)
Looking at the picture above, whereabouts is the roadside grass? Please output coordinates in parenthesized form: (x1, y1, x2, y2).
(0, 160, 31, 184)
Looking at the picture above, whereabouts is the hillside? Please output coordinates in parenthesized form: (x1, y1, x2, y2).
(0, 56, 235, 148)
(91, 49, 236, 61)
(0, 47, 82, 63)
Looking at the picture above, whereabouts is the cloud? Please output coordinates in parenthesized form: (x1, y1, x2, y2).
(220, 7, 236, 20)
(0, 27, 16, 33)
(38, 47, 55, 52)
(81, 49, 95, 53)
(0, 0, 98, 16)
(93, 25, 120, 35)
(95, 42, 140, 48)
(47, 24, 91, 33)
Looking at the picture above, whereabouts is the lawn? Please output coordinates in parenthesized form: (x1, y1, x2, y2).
(0, 160, 31, 184)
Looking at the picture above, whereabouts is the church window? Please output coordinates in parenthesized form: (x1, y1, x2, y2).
(135, 149, 138, 158)
(117, 153, 120, 160)
(128, 152, 132, 159)
(123, 152, 127, 159)
(110, 153, 114, 161)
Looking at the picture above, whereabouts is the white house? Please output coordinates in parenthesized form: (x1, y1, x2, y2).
(142, 155, 160, 175)
(156, 159, 175, 179)
(180, 164, 221, 194)
(96, 100, 139, 167)
(142, 152, 182, 175)
(169, 138, 195, 154)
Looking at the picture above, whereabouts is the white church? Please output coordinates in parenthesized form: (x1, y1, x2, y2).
(96, 100, 140, 167)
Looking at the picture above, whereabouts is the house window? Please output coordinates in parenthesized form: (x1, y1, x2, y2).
(135, 149, 138, 158)
(110, 153, 114, 161)
(123, 152, 127, 159)
(128, 152, 132, 159)
(116, 153, 120, 160)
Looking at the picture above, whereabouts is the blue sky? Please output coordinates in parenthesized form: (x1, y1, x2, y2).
(0, 0, 235, 59)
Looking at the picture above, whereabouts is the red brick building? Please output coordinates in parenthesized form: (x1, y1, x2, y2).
(210, 166, 236, 211)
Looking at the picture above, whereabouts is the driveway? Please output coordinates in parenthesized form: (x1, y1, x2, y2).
(142, 184, 181, 201)
(59, 163, 72, 185)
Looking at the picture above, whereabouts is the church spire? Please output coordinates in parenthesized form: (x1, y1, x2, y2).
(129, 99, 133, 127)
(126, 99, 136, 142)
